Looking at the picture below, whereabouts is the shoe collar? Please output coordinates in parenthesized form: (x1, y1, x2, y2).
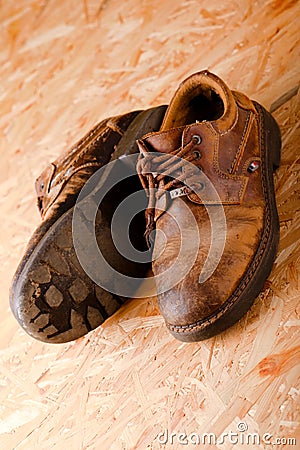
(160, 70, 238, 135)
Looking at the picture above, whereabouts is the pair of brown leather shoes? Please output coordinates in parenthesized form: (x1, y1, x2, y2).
(10, 71, 281, 343)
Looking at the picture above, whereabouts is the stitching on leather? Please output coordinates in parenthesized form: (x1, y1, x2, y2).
(187, 121, 248, 205)
(48, 120, 111, 188)
(41, 162, 104, 218)
(217, 104, 239, 136)
(168, 104, 274, 334)
(212, 130, 242, 181)
(169, 106, 270, 333)
(107, 120, 125, 136)
(229, 111, 253, 174)
(212, 125, 248, 202)
(71, 128, 111, 168)
(237, 177, 248, 201)
(47, 111, 136, 189)
(47, 111, 136, 188)
(57, 118, 110, 168)
(143, 126, 186, 143)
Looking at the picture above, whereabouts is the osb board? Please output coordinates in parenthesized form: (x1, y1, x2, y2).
(0, 0, 299, 449)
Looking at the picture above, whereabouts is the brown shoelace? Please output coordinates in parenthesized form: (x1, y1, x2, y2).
(136, 135, 203, 246)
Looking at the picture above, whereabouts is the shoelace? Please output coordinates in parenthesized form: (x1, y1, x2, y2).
(137, 135, 203, 247)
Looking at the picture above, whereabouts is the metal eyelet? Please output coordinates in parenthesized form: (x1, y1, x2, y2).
(40, 182, 44, 190)
(192, 134, 202, 145)
(193, 150, 201, 159)
(247, 161, 260, 173)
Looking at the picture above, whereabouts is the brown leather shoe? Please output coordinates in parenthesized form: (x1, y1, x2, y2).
(137, 71, 281, 342)
(10, 105, 166, 343)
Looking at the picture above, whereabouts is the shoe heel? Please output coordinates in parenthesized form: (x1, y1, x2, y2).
(263, 106, 282, 171)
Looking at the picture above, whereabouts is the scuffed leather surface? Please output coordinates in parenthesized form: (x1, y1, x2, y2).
(36, 111, 140, 221)
(138, 71, 276, 329)
(153, 201, 264, 325)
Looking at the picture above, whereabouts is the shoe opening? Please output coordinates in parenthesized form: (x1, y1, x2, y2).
(187, 86, 224, 122)
(161, 82, 225, 130)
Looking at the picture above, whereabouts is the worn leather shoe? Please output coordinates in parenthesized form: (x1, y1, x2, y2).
(137, 71, 281, 342)
(10, 105, 166, 343)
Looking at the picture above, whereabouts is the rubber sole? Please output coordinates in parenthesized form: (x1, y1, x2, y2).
(10, 105, 167, 343)
(168, 104, 282, 342)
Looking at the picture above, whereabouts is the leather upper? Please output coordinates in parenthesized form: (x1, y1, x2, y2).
(137, 71, 271, 328)
(35, 111, 140, 221)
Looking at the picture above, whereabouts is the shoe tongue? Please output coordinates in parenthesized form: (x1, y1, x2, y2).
(142, 125, 185, 154)
(160, 70, 237, 134)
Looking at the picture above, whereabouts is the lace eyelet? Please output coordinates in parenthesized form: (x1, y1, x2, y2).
(198, 181, 205, 191)
(193, 150, 201, 160)
(192, 134, 202, 145)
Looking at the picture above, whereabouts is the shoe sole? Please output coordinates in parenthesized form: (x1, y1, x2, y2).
(10, 105, 167, 343)
(167, 104, 281, 342)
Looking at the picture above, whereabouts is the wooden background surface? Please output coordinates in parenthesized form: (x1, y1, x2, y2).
(0, 1, 299, 449)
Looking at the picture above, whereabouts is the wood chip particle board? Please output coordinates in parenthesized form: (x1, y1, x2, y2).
(0, 1, 299, 449)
